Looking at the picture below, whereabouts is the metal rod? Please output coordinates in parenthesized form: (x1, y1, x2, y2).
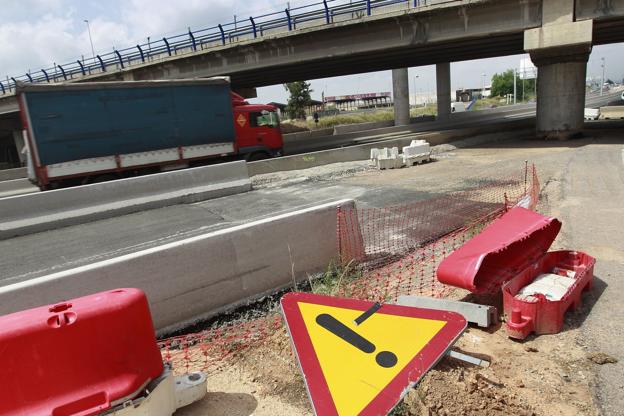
(448, 350, 490, 368)
(76, 60, 86, 76)
(114, 50, 125, 69)
(84, 20, 96, 63)
(96, 55, 106, 72)
(250, 17, 257, 38)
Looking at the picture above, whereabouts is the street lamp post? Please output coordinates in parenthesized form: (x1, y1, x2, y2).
(600, 57, 606, 96)
(481, 73, 486, 99)
(84, 20, 96, 64)
(413, 74, 419, 106)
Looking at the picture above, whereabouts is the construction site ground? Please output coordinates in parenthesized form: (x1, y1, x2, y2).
(174, 130, 624, 416)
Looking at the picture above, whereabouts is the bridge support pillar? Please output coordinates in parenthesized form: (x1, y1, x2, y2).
(392, 68, 410, 126)
(525, 0, 593, 139)
(436, 62, 451, 121)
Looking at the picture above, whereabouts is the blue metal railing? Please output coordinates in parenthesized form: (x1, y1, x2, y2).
(1, 0, 450, 95)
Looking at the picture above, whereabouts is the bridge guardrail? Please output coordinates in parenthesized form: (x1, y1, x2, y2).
(1, 0, 459, 95)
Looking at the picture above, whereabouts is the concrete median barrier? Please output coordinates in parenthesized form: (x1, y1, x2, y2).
(250, 120, 534, 176)
(0, 199, 353, 334)
(0, 167, 27, 181)
(0, 178, 38, 198)
(599, 106, 624, 120)
(0, 161, 251, 240)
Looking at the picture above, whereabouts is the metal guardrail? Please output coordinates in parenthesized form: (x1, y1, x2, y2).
(1, 0, 456, 95)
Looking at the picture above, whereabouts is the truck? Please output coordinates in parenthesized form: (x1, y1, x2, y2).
(17, 79, 283, 189)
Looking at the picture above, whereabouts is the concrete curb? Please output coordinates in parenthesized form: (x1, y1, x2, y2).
(0, 199, 354, 334)
(0, 161, 251, 240)
(0, 167, 27, 181)
(0, 178, 37, 198)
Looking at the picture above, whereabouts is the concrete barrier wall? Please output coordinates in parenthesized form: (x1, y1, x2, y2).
(0, 178, 33, 194)
(283, 128, 334, 142)
(599, 106, 624, 119)
(332, 120, 395, 135)
(250, 120, 535, 175)
(0, 161, 251, 239)
(0, 199, 353, 334)
(0, 167, 27, 181)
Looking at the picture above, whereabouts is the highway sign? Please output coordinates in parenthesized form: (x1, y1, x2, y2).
(281, 292, 467, 416)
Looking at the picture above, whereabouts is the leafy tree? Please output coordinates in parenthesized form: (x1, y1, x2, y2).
(284, 81, 312, 120)
(491, 69, 536, 101)
(491, 70, 515, 97)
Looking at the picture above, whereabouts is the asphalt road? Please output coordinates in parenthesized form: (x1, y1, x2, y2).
(546, 136, 624, 415)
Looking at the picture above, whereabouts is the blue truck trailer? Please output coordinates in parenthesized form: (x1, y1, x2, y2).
(18, 79, 283, 189)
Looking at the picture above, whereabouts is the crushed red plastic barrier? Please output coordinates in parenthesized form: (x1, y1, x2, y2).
(159, 165, 541, 374)
(436, 204, 595, 340)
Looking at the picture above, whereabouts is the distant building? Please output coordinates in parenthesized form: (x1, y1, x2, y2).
(267, 102, 287, 119)
(456, 86, 491, 102)
(324, 92, 392, 111)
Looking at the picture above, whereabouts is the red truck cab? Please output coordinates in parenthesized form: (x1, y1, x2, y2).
(231, 93, 283, 161)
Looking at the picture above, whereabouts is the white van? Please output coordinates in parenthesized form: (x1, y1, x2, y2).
(451, 102, 467, 113)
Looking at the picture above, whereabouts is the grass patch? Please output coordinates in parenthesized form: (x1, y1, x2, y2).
(308, 260, 363, 297)
(308, 111, 395, 129)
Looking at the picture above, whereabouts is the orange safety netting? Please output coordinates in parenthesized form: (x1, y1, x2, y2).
(158, 164, 540, 374)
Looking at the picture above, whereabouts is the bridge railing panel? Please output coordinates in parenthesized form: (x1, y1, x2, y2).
(2, 0, 463, 95)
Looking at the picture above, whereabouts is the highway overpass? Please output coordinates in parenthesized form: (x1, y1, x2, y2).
(1, 0, 624, 163)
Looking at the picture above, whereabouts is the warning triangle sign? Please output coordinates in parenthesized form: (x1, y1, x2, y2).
(281, 293, 466, 416)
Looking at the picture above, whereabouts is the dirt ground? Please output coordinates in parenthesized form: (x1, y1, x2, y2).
(176, 130, 623, 416)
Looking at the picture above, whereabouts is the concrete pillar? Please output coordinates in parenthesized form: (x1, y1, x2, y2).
(436, 62, 451, 121)
(532, 54, 589, 139)
(13, 130, 26, 165)
(524, 0, 593, 139)
(392, 68, 410, 126)
(524, 0, 593, 140)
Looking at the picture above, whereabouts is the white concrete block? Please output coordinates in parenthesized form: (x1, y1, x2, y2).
(377, 156, 404, 170)
(370, 148, 380, 161)
(403, 153, 431, 166)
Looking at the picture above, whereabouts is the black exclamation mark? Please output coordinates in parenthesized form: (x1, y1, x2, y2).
(316, 313, 398, 368)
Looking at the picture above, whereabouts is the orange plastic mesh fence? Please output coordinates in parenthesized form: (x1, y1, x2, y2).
(158, 165, 540, 374)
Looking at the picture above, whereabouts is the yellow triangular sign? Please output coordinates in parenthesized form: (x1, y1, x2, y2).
(281, 293, 466, 416)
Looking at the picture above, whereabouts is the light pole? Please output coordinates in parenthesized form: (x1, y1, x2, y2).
(84, 20, 95, 63)
(600, 57, 605, 96)
(481, 73, 486, 99)
(413, 74, 419, 106)
(513, 68, 517, 104)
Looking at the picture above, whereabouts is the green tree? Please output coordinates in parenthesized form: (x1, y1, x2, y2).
(491, 69, 515, 97)
(491, 69, 536, 101)
(284, 81, 312, 120)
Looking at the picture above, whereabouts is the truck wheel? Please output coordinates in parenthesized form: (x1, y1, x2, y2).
(246, 152, 270, 162)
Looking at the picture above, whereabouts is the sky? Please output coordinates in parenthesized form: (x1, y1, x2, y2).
(1, 0, 623, 103)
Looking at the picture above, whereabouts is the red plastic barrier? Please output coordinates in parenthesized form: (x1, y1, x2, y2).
(0, 288, 164, 416)
(437, 207, 562, 294)
(503, 250, 595, 339)
(436, 207, 595, 339)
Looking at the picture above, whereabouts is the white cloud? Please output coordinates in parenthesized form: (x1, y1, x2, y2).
(1, 0, 622, 103)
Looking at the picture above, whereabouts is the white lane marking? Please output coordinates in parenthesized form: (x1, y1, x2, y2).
(504, 111, 535, 119)
(621, 149, 624, 166)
